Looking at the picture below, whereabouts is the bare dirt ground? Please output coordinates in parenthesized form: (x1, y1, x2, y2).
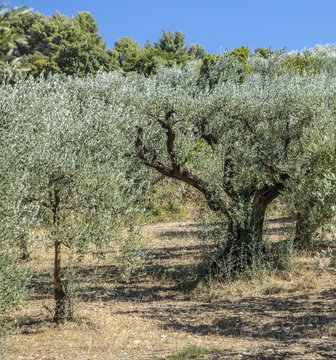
(3, 220, 336, 359)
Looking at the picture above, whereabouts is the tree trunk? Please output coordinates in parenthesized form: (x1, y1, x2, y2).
(50, 188, 67, 323)
(211, 186, 281, 277)
(209, 208, 264, 277)
(53, 240, 66, 323)
(20, 238, 29, 261)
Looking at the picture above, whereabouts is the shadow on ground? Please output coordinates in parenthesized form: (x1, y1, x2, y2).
(122, 288, 336, 359)
(25, 219, 336, 359)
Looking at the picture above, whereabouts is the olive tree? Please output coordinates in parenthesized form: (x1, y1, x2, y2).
(0, 73, 149, 323)
(283, 115, 336, 249)
(274, 46, 336, 249)
(109, 51, 336, 273)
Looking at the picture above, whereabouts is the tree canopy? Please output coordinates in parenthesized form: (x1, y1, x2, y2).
(114, 31, 206, 75)
(0, 72, 152, 322)
(1, 8, 207, 77)
(118, 47, 336, 271)
(4, 10, 119, 76)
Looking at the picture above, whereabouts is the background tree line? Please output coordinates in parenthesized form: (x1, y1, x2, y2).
(0, 3, 322, 80)
(0, 4, 207, 78)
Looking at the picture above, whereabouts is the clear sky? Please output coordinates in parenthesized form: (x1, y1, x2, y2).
(9, 0, 336, 54)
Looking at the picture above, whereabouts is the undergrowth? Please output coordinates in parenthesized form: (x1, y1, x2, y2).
(169, 346, 211, 359)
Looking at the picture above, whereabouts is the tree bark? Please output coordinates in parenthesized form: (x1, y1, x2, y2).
(53, 240, 66, 323)
(211, 184, 284, 276)
(50, 188, 67, 323)
(212, 202, 266, 276)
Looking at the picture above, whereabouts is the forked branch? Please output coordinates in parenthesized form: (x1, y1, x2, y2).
(136, 123, 230, 215)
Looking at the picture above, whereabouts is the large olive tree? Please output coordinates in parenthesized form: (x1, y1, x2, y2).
(110, 50, 336, 272)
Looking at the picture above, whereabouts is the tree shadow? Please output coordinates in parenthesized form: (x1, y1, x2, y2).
(158, 218, 296, 241)
(264, 217, 294, 224)
(23, 217, 336, 358)
(149, 244, 205, 261)
(28, 261, 198, 304)
(27, 216, 297, 304)
(263, 225, 294, 236)
(15, 315, 56, 335)
(158, 228, 220, 240)
(29, 271, 53, 300)
(115, 289, 336, 358)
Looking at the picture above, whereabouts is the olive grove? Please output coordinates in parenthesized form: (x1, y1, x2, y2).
(1, 45, 336, 324)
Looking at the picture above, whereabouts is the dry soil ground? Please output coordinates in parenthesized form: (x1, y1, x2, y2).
(2, 220, 336, 359)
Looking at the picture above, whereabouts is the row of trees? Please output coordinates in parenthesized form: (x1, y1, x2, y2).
(3, 4, 323, 81)
(5, 4, 319, 78)
(2, 45, 336, 322)
(0, 4, 207, 77)
(1, 3, 336, 323)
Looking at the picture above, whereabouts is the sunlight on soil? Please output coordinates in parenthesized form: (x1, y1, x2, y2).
(4, 220, 336, 360)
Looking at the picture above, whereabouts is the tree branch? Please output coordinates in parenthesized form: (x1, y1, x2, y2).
(21, 196, 49, 209)
(198, 117, 218, 150)
(136, 124, 230, 215)
(157, 110, 180, 171)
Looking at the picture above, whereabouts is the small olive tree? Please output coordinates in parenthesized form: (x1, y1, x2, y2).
(0, 73, 149, 323)
(284, 124, 336, 249)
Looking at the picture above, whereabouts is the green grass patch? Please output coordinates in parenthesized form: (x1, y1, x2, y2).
(169, 346, 209, 359)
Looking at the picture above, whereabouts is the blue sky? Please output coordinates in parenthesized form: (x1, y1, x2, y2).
(10, 0, 336, 54)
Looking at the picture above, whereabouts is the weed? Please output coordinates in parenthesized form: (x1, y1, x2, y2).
(260, 282, 284, 295)
(200, 231, 295, 283)
(116, 231, 149, 282)
(314, 236, 336, 274)
(169, 346, 208, 359)
(294, 274, 317, 291)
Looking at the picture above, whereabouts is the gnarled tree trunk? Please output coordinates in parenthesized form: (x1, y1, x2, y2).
(135, 114, 289, 277)
(211, 184, 285, 276)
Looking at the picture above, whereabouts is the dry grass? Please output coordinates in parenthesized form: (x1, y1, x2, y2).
(3, 219, 336, 360)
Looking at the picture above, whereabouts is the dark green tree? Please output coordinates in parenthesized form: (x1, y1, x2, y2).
(134, 31, 206, 75)
(254, 47, 276, 59)
(135, 46, 193, 75)
(0, 3, 30, 81)
(7, 10, 119, 76)
(114, 36, 140, 72)
(188, 44, 207, 59)
(155, 30, 186, 53)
